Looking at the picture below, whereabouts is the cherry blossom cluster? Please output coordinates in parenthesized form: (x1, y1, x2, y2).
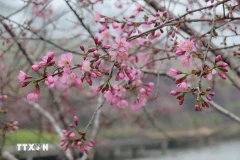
(18, 35, 154, 111)
(0, 120, 19, 136)
(32, 0, 53, 20)
(169, 54, 228, 111)
(60, 116, 94, 154)
(94, 3, 167, 39)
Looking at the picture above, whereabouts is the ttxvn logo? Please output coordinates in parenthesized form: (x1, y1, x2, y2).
(16, 144, 49, 151)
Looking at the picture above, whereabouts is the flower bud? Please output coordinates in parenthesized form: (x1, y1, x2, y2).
(74, 116, 78, 125)
(218, 72, 226, 79)
(170, 90, 180, 96)
(21, 81, 30, 87)
(31, 65, 40, 71)
(215, 55, 222, 63)
(80, 45, 85, 51)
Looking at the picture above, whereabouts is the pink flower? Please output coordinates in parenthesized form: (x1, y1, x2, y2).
(27, 87, 40, 102)
(117, 100, 128, 108)
(45, 74, 54, 87)
(58, 53, 74, 68)
(81, 59, 91, 75)
(109, 48, 129, 63)
(177, 81, 188, 91)
(18, 71, 31, 82)
(181, 56, 192, 68)
(178, 40, 196, 55)
(206, 69, 217, 80)
(169, 68, 182, 77)
(112, 37, 129, 50)
(104, 84, 128, 108)
(94, 11, 101, 22)
(39, 51, 55, 67)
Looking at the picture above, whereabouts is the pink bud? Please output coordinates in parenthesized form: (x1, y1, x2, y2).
(204, 102, 210, 108)
(95, 71, 102, 77)
(215, 55, 222, 63)
(69, 132, 75, 138)
(146, 82, 154, 89)
(31, 65, 40, 71)
(169, 68, 181, 77)
(93, 50, 99, 57)
(18, 71, 31, 82)
(21, 81, 30, 87)
(218, 62, 228, 67)
(88, 48, 96, 53)
(74, 116, 78, 125)
(90, 72, 97, 78)
(38, 61, 46, 67)
(209, 92, 215, 96)
(69, 124, 74, 128)
(47, 51, 55, 60)
(206, 96, 212, 101)
(97, 84, 104, 92)
(77, 141, 82, 146)
(170, 90, 180, 96)
(206, 87, 211, 91)
(112, 21, 119, 29)
(86, 76, 92, 86)
(12, 126, 18, 130)
(74, 77, 82, 88)
(103, 44, 111, 49)
(60, 140, 66, 146)
(175, 49, 185, 55)
(140, 88, 146, 94)
(218, 72, 226, 80)
(13, 121, 18, 126)
(80, 45, 85, 51)
(195, 104, 202, 112)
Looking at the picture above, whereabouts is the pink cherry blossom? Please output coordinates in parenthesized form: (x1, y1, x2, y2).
(38, 51, 55, 68)
(58, 53, 74, 68)
(104, 85, 128, 108)
(206, 69, 217, 80)
(81, 59, 91, 75)
(112, 37, 129, 50)
(179, 40, 196, 55)
(181, 56, 192, 68)
(94, 11, 101, 22)
(45, 74, 54, 87)
(177, 81, 188, 91)
(27, 87, 40, 102)
(176, 40, 196, 56)
(169, 68, 182, 77)
(18, 71, 31, 82)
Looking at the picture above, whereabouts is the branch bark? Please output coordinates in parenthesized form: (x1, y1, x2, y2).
(141, 69, 240, 124)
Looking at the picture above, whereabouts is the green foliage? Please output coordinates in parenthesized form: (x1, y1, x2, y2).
(3, 129, 58, 146)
